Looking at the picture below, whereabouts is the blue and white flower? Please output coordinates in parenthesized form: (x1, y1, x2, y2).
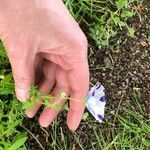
(86, 83, 106, 122)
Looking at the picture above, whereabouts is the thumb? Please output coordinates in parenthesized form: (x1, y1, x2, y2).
(8, 50, 35, 102)
(13, 64, 34, 102)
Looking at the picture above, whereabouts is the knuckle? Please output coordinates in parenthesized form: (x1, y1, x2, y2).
(66, 34, 88, 66)
(4, 39, 35, 65)
(15, 74, 31, 83)
(14, 74, 33, 89)
(3, 40, 25, 59)
(59, 34, 88, 70)
(67, 32, 88, 53)
(0, 29, 33, 59)
(72, 34, 88, 51)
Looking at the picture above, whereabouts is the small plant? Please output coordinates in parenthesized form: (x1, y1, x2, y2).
(64, 0, 140, 47)
(0, 75, 27, 149)
(0, 43, 27, 150)
(23, 85, 86, 111)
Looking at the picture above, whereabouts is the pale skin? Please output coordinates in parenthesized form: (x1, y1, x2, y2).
(0, 0, 89, 131)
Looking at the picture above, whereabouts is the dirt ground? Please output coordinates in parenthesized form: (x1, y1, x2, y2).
(24, 1, 150, 149)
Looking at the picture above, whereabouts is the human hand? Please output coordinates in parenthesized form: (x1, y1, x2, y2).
(0, 0, 89, 131)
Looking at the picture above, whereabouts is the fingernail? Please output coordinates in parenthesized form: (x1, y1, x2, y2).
(40, 122, 49, 128)
(39, 118, 49, 128)
(25, 110, 35, 118)
(67, 109, 84, 131)
(15, 87, 29, 102)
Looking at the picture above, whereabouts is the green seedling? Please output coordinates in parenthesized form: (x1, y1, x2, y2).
(23, 85, 86, 111)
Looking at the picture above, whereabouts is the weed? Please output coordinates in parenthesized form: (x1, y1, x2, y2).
(0, 43, 26, 150)
(23, 85, 86, 111)
(64, 0, 142, 47)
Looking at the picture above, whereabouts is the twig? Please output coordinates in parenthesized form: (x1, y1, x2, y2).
(40, 127, 49, 143)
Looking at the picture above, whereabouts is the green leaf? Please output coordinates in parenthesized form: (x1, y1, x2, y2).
(8, 137, 27, 150)
(50, 104, 62, 111)
(44, 99, 50, 107)
(128, 27, 135, 37)
(63, 103, 69, 111)
(115, 0, 127, 9)
(112, 16, 120, 25)
(119, 21, 125, 27)
(0, 74, 14, 95)
(22, 101, 35, 109)
(4, 119, 22, 136)
(121, 10, 133, 18)
(82, 112, 89, 121)
(112, 16, 125, 28)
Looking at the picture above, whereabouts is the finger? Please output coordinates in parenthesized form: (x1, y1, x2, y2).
(39, 68, 69, 127)
(34, 55, 44, 85)
(67, 64, 89, 131)
(40, 53, 71, 71)
(8, 51, 35, 102)
(39, 84, 69, 127)
(25, 76, 55, 118)
(26, 61, 57, 118)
